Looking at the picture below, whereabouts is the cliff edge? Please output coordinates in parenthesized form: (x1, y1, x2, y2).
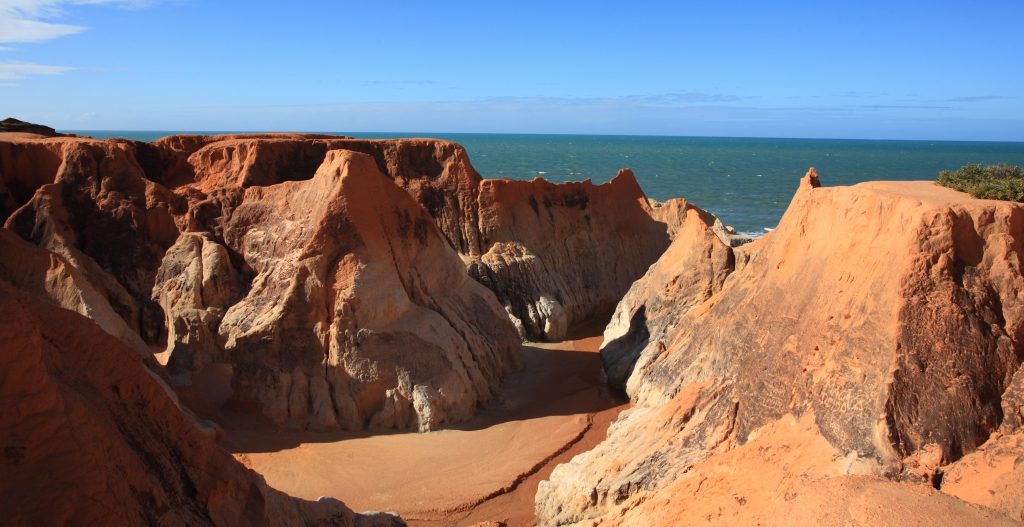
(537, 170, 1024, 525)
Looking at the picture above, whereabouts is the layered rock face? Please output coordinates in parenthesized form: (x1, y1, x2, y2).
(469, 170, 674, 341)
(4, 136, 181, 346)
(2, 129, 679, 435)
(537, 170, 1024, 524)
(200, 149, 521, 431)
(600, 203, 736, 390)
(313, 139, 678, 342)
(0, 275, 401, 526)
(0, 228, 150, 356)
(132, 133, 675, 343)
(0, 132, 521, 433)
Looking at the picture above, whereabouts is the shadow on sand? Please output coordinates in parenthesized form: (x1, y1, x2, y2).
(217, 323, 624, 455)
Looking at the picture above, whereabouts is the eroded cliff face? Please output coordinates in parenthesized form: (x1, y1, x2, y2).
(0, 129, 685, 434)
(468, 170, 674, 341)
(537, 170, 1024, 525)
(0, 276, 402, 526)
(4, 136, 181, 346)
(600, 203, 736, 390)
(322, 139, 679, 342)
(0, 132, 522, 433)
(205, 149, 521, 431)
(128, 132, 677, 343)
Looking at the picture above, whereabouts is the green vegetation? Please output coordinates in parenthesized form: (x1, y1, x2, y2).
(937, 163, 1024, 201)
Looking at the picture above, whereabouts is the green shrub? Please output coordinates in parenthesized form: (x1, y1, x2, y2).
(937, 163, 1024, 201)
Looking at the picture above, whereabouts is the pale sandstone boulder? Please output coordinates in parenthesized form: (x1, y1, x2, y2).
(151, 231, 242, 374)
(0, 278, 403, 526)
(537, 170, 1024, 525)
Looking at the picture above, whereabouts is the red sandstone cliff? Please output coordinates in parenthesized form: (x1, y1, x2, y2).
(0, 270, 401, 526)
(272, 137, 680, 342)
(7, 127, 1024, 525)
(0, 132, 523, 433)
(469, 170, 675, 341)
(0, 130, 685, 432)
(198, 148, 521, 431)
(0, 128, 688, 522)
(536, 170, 1024, 525)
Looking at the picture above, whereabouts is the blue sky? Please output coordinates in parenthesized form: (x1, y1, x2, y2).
(1, 0, 1022, 140)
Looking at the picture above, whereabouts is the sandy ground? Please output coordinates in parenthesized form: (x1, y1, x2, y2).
(184, 321, 624, 526)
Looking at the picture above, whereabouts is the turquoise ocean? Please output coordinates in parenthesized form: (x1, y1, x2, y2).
(67, 131, 1024, 235)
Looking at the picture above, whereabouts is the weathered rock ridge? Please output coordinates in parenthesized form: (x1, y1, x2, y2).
(600, 202, 737, 390)
(311, 139, 683, 341)
(0, 130, 696, 433)
(199, 149, 521, 431)
(0, 132, 528, 432)
(468, 171, 676, 340)
(537, 170, 1024, 525)
(0, 271, 402, 526)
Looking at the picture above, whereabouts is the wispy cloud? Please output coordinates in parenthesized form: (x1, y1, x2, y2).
(0, 14, 83, 43)
(0, 0, 151, 44)
(627, 92, 746, 104)
(846, 104, 953, 110)
(946, 95, 1007, 103)
(365, 79, 439, 86)
(0, 60, 71, 85)
(470, 92, 752, 108)
(0, 1, 155, 85)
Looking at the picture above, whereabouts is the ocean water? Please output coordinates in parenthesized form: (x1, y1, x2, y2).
(68, 131, 1024, 234)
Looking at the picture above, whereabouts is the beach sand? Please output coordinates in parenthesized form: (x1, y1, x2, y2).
(183, 321, 625, 526)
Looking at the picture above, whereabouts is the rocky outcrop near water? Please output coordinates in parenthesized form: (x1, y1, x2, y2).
(139, 133, 678, 343)
(0, 117, 65, 137)
(536, 169, 1024, 525)
(317, 139, 682, 342)
(0, 132, 522, 432)
(12, 127, 1017, 526)
(470, 170, 675, 341)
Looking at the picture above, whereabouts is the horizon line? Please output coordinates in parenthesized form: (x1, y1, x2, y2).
(59, 129, 1024, 145)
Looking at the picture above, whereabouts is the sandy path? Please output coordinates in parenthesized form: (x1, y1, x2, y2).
(208, 323, 625, 526)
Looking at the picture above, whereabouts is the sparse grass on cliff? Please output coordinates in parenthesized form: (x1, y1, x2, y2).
(937, 163, 1024, 201)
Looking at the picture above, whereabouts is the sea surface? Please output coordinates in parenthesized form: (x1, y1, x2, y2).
(67, 131, 1024, 234)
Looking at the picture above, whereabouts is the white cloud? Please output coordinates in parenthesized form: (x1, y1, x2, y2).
(0, 0, 153, 84)
(0, 0, 150, 44)
(0, 60, 72, 84)
(0, 16, 84, 43)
